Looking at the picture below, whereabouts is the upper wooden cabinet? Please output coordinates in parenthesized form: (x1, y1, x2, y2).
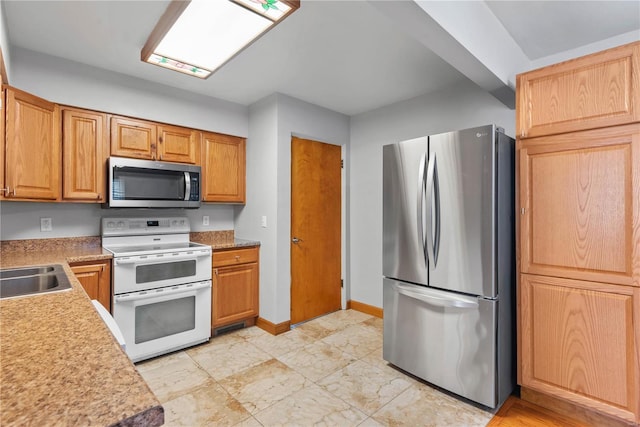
(158, 124, 199, 164)
(62, 107, 108, 202)
(201, 132, 246, 203)
(517, 41, 640, 139)
(110, 115, 198, 164)
(4, 86, 60, 200)
(1, 87, 5, 199)
(519, 124, 640, 287)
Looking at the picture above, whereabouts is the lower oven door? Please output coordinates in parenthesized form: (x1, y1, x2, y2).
(113, 280, 211, 363)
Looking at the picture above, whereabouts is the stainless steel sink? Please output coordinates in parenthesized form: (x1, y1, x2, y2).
(0, 266, 55, 279)
(0, 264, 72, 299)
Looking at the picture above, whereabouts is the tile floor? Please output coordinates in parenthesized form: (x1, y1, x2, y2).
(136, 309, 495, 426)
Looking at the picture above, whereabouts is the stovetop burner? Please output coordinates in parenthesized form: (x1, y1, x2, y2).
(101, 216, 210, 257)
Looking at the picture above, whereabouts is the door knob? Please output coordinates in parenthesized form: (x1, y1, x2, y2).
(292, 237, 303, 244)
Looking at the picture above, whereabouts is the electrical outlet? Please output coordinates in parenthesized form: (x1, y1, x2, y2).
(261, 216, 267, 228)
(202, 215, 210, 226)
(40, 217, 53, 232)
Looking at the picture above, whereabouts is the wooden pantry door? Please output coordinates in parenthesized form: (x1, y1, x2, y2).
(290, 136, 342, 324)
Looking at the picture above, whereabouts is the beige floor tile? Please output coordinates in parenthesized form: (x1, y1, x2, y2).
(232, 325, 271, 340)
(219, 359, 313, 414)
(277, 340, 357, 381)
(362, 316, 383, 331)
(136, 351, 211, 403)
(232, 416, 263, 427)
(317, 360, 412, 415)
(247, 327, 316, 357)
(309, 309, 374, 333)
(254, 384, 368, 427)
(295, 320, 335, 340)
(371, 383, 493, 427)
(187, 338, 272, 381)
(357, 417, 386, 427)
(321, 323, 382, 359)
(162, 379, 252, 427)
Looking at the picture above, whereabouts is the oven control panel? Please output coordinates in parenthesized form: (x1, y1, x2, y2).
(102, 217, 190, 236)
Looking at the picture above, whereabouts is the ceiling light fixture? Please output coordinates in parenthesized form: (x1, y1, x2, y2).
(141, 0, 300, 79)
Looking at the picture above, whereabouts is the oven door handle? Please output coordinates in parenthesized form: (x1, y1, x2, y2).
(114, 250, 211, 265)
(115, 281, 211, 302)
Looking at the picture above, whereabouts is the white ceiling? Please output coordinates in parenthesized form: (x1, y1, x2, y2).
(3, 0, 640, 116)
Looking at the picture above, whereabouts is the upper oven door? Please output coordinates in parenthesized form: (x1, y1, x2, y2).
(113, 249, 212, 294)
(109, 157, 201, 208)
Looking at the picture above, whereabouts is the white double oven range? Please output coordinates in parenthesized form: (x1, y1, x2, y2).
(102, 217, 212, 362)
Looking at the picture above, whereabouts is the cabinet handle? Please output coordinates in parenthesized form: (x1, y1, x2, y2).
(214, 269, 218, 276)
(97, 193, 101, 200)
(1, 187, 9, 195)
(235, 255, 240, 261)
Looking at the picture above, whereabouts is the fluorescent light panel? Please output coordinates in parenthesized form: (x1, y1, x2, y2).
(143, 0, 298, 79)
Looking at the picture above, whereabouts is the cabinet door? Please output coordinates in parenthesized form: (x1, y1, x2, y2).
(110, 116, 156, 159)
(201, 132, 246, 203)
(5, 87, 60, 200)
(517, 41, 640, 138)
(157, 124, 198, 164)
(71, 260, 112, 313)
(519, 274, 639, 423)
(62, 108, 108, 201)
(212, 262, 258, 328)
(0, 87, 5, 200)
(519, 124, 640, 287)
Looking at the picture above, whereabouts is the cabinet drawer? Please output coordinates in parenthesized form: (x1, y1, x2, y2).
(213, 247, 259, 267)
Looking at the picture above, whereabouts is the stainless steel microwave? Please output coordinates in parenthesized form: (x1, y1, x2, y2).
(108, 157, 201, 208)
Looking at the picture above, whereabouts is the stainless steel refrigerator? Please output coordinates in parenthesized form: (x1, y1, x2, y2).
(382, 124, 515, 409)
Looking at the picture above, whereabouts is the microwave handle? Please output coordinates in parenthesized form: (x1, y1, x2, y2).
(184, 172, 191, 201)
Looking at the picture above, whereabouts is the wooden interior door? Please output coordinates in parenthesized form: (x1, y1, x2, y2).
(291, 137, 341, 324)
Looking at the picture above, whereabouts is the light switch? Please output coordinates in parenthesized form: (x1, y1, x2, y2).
(202, 216, 210, 226)
(261, 216, 267, 228)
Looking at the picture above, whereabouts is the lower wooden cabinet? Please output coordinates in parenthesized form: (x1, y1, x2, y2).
(70, 260, 112, 313)
(212, 247, 259, 329)
(519, 273, 640, 424)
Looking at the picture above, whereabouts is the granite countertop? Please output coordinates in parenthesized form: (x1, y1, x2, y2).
(0, 238, 163, 427)
(189, 231, 260, 250)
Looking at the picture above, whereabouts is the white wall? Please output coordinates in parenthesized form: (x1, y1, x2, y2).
(0, 202, 234, 240)
(236, 94, 350, 324)
(0, 1, 11, 81)
(349, 79, 515, 309)
(0, 48, 250, 240)
(235, 95, 279, 323)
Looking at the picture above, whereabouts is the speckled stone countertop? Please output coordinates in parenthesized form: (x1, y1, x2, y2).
(0, 237, 164, 427)
(190, 231, 261, 250)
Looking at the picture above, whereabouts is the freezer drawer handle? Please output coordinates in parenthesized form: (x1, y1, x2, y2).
(394, 283, 478, 309)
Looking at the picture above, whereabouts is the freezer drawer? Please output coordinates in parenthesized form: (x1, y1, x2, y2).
(383, 278, 499, 408)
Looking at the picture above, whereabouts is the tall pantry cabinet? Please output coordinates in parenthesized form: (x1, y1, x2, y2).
(516, 42, 640, 426)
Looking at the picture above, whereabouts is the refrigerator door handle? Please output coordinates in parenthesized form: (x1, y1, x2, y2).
(417, 152, 428, 264)
(425, 154, 440, 266)
(393, 282, 478, 309)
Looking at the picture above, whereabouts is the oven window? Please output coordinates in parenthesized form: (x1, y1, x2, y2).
(135, 296, 196, 344)
(136, 260, 196, 283)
